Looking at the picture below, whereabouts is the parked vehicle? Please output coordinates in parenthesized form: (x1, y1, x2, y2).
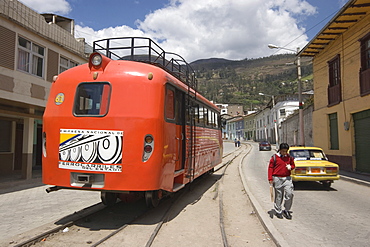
(289, 146, 340, 188)
(259, 141, 271, 151)
(42, 37, 222, 207)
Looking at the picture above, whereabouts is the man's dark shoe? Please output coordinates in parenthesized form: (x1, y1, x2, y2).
(283, 210, 292, 220)
(275, 212, 283, 219)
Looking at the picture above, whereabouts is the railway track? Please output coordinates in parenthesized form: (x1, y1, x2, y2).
(215, 144, 251, 247)
(11, 144, 273, 247)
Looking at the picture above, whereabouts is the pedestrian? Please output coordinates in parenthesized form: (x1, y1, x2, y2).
(234, 138, 237, 147)
(237, 139, 240, 147)
(268, 143, 295, 219)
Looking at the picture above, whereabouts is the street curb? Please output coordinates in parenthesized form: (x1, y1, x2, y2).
(238, 144, 290, 247)
(339, 175, 370, 187)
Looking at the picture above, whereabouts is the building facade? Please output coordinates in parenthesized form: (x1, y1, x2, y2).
(280, 104, 314, 147)
(0, 0, 89, 178)
(299, 0, 370, 172)
(227, 105, 243, 116)
(215, 103, 228, 115)
(255, 107, 270, 142)
(242, 112, 256, 141)
(255, 95, 301, 144)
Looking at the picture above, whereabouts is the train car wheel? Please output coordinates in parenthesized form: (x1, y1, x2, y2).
(101, 191, 117, 206)
(208, 168, 215, 175)
(145, 190, 161, 208)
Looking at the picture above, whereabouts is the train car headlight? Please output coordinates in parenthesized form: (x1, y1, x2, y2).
(143, 134, 154, 162)
(91, 53, 102, 66)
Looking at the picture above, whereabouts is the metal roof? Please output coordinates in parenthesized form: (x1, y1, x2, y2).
(299, 0, 370, 57)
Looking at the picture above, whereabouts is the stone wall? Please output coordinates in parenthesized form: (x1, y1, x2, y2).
(280, 105, 314, 147)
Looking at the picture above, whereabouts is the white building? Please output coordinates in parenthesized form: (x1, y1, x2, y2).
(215, 103, 228, 115)
(255, 95, 300, 144)
(255, 107, 271, 141)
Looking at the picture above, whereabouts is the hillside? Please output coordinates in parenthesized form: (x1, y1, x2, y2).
(190, 54, 313, 111)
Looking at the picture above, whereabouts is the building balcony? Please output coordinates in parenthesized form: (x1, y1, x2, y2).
(360, 68, 370, 96)
(327, 83, 341, 107)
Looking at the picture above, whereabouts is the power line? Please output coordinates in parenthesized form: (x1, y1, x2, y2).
(270, 7, 341, 55)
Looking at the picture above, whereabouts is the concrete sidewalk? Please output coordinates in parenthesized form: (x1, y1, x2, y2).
(0, 169, 43, 195)
(0, 169, 101, 246)
(339, 170, 370, 187)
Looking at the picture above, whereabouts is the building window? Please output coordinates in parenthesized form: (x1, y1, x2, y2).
(327, 54, 341, 106)
(329, 113, 339, 150)
(360, 32, 370, 95)
(280, 108, 286, 117)
(17, 36, 44, 77)
(60, 56, 78, 73)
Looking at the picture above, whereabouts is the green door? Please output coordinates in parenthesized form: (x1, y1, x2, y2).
(354, 109, 370, 173)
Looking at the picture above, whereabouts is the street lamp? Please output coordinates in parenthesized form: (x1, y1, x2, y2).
(259, 92, 278, 148)
(259, 92, 275, 107)
(268, 44, 305, 146)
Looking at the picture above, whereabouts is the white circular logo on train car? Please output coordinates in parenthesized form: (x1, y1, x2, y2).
(55, 93, 65, 105)
(97, 136, 122, 164)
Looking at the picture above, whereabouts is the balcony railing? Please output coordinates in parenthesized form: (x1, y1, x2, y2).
(327, 83, 341, 106)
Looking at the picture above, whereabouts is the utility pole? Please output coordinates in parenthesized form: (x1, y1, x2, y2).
(297, 47, 305, 146)
(268, 44, 305, 146)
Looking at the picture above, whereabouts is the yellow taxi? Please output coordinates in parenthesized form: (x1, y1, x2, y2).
(289, 146, 340, 188)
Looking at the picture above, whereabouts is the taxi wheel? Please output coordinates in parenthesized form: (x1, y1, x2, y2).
(101, 191, 117, 206)
(322, 181, 332, 188)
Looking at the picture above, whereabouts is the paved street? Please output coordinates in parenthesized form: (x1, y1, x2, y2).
(1, 141, 369, 246)
(242, 141, 370, 247)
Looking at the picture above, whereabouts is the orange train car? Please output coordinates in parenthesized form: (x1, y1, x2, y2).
(42, 37, 223, 207)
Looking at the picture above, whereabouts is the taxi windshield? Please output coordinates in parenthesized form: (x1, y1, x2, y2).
(289, 149, 327, 161)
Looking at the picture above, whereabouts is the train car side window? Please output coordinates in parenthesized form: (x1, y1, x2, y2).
(208, 109, 213, 127)
(175, 90, 184, 124)
(215, 112, 219, 128)
(193, 102, 199, 124)
(204, 108, 208, 127)
(165, 88, 175, 120)
(199, 106, 204, 126)
(185, 98, 190, 124)
(74, 82, 111, 116)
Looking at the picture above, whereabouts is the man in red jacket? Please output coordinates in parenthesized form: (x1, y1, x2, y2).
(268, 143, 295, 219)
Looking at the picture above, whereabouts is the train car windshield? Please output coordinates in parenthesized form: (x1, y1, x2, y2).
(73, 82, 111, 116)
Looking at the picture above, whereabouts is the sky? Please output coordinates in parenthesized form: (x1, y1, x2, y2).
(19, 0, 348, 62)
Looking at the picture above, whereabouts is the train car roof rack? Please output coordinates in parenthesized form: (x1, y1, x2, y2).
(93, 37, 197, 91)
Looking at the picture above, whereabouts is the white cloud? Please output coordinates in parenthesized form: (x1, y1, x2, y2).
(19, 0, 71, 15)
(135, 0, 317, 61)
(75, 25, 146, 44)
(21, 0, 317, 62)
